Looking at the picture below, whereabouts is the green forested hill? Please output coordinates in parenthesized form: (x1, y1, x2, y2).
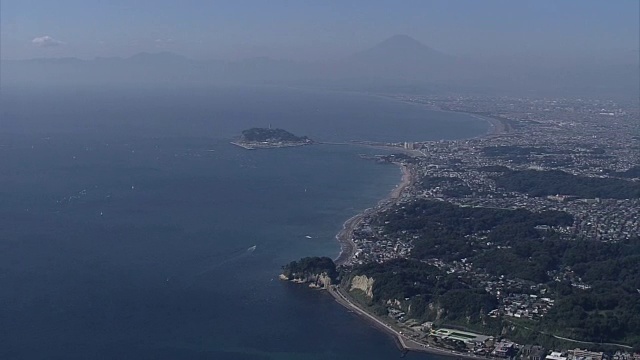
(240, 128, 310, 143)
(354, 199, 640, 348)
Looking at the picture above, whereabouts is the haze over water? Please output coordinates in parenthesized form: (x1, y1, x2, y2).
(0, 86, 487, 359)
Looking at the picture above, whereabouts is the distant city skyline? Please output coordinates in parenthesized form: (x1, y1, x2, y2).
(1, 0, 638, 65)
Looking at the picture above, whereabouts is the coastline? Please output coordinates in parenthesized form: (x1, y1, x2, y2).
(334, 163, 412, 266)
(465, 112, 510, 138)
(328, 108, 509, 356)
(230, 141, 312, 150)
(236, 98, 501, 271)
(329, 162, 483, 358)
(372, 93, 511, 139)
(327, 285, 485, 359)
(333, 103, 502, 266)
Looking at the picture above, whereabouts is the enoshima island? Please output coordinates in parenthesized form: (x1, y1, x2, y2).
(231, 127, 314, 150)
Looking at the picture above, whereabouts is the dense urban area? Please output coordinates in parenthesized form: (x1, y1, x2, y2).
(283, 95, 640, 360)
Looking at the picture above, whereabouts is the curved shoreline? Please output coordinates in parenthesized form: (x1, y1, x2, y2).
(334, 163, 412, 266)
(334, 105, 509, 265)
(328, 106, 510, 355)
(371, 93, 511, 139)
(328, 162, 496, 358)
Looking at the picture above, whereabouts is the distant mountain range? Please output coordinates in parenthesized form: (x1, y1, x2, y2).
(2, 35, 638, 98)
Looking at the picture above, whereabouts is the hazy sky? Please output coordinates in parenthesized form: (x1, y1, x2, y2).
(1, 0, 638, 63)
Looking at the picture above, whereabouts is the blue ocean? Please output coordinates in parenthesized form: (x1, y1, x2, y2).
(0, 86, 487, 359)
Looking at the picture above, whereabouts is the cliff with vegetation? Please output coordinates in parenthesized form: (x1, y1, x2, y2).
(280, 257, 338, 289)
(345, 259, 498, 327)
(349, 275, 375, 299)
(363, 199, 640, 348)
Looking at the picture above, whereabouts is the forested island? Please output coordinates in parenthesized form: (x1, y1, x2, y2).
(231, 127, 313, 149)
(280, 257, 337, 288)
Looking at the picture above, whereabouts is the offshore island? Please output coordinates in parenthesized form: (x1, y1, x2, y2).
(231, 127, 314, 149)
(281, 96, 640, 359)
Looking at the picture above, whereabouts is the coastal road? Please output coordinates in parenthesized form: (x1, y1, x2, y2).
(327, 286, 485, 359)
(327, 286, 424, 352)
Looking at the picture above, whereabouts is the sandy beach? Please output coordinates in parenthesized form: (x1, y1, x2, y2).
(334, 163, 412, 266)
(328, 111, 510, 355)
(334, 102, 511, 265)
(376, 94, 511, 139)
(467, 112, 510, 138)
(329, 162, 489, 358)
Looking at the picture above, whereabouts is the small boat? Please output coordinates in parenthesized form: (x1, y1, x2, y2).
(305, 235, 313, 239)
(247, 245, 257, 252)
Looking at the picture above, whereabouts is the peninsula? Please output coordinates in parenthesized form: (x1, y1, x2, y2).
(231, 127, 313, 149)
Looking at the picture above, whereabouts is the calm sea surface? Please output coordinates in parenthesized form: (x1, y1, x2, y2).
(0, 86, 486, 359)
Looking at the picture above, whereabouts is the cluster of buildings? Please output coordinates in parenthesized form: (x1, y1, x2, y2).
(342, 94, 639, 357)
(350, 219, 414, 264)
(405, 323, 638, 360)
(405, 144, 639, 242)
(488, 293, 554, 320)
(377, 95, 639, 248)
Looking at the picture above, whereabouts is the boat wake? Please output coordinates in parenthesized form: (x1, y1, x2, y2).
(170, 245, 259, 288)
(186, 245, 258, 285)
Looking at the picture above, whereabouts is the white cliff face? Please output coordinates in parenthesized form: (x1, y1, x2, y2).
(350, 275, 375, 299)
(309, 273, 331, 289)
(281, 272, 333, 289)
(428, 302, 445, 320)
(315, 273, 332, 289)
